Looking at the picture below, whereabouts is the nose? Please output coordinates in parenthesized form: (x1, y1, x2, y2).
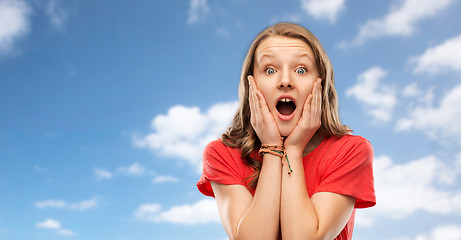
(278, 71, 293, 89)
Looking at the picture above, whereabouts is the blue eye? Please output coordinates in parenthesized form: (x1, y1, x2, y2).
(265, 68, 276, 75)
(295, 67, 306, 75)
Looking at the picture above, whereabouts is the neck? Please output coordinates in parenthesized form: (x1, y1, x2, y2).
(303, 133, 324, 157)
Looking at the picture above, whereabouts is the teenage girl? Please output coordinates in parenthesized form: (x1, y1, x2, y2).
(198, 22, 375, 240)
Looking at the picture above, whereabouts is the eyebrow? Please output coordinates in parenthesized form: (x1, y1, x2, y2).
(293, 53, 315, 63)
(257, 52, 275, 61)
(257, 52, 315, 65)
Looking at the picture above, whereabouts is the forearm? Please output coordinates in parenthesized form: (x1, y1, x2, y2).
(236, 154, 282, 240)
(280, 150, 322, 240)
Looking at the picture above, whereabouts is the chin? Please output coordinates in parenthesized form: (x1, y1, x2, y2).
(278, 125, 295, 138)
(275, 115, 299, 138)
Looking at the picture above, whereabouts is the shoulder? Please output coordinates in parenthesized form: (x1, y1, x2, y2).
(199, 139, 249, 194)
(313, 135, 376, 208)
(204, 139, 240, 157)
(203, 139, 244, 167)
(326, 135, 372, 154)
(206, 139, 230, 150)
(327, 134, 371, 146)
(343, 135, 373, 155)
(322, 135, 373, 165)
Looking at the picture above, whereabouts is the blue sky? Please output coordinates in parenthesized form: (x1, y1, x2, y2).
(1, 0, 461, 239)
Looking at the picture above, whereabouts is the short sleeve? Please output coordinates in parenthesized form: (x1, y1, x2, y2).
(197, 140, 245, 198)
(315, 137, 376, 208)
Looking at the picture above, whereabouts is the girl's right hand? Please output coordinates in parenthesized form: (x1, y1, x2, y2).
(248, 75, 283, 145)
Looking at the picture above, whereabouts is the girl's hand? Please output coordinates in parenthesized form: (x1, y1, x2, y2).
(248, 76, 283, 145)
(284, 78, 322, 153)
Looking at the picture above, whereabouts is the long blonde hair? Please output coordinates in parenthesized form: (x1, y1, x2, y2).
(222, 22, 351, 188)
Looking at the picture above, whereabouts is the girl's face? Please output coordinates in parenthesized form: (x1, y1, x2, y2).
(252, 36, 320, 137)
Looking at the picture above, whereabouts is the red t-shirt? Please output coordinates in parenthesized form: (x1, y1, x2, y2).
(197, 135, 376, 240)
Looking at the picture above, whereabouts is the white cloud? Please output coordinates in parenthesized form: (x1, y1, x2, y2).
(117, 162, 146, 176)
(216, 27, 230, 38)
(35, 197, 98, 211)
(401, 82, 434, 107)
(46, 0, 67, 29)
(135, 199, 220, 225)
(133, 101, 238, 172)
(36, 219, 75, 236)
(402, 82, 422, 98)
(300, 0, 345, 23)
(387, 224, 461, 240)
(135, 203, 162, 218)
(68, 198, 98, 210)
(397, 84, 461, 145)
(56, 229, 75, 237)
(93, 168, 112, 180)
(346, 67, 397, 122)
(429, 225, 461, 240)
(412, 34, 461, 74)
(36, 219, 61, 229)
(152, 175, 179, 184)
(340, 0, 454, 47)
(270, 12, 303, 24)
(34, 165, 50, 173)
(57, 229, 75, 236)
(187, 0, 210, 25)
(0, 0, 31, 55)
(414, 224, 461, 240)
(35, 199, 66, 209)
(356, 155, 461, 226)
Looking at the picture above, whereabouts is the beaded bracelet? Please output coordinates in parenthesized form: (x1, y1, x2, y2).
(258, 144, 293, 175)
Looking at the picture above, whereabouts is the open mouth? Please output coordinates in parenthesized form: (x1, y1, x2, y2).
(276, 97, 296, 116)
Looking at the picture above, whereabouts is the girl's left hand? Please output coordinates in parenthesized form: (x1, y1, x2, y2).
(284, 78, 322, 153)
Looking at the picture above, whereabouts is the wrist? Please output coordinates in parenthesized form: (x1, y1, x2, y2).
(284, 145, 304, 156)
(261, 141, 284, 146)
(259, 144, 293, 175)
(261, 152, 284, 163)
(260, 137, 284, 146)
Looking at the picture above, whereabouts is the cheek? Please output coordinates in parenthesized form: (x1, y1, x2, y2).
(301, 83, 314, 95)
(259, 87, 275, 104)
(297, 84, 314, 106)
(254, 79, 272, 97)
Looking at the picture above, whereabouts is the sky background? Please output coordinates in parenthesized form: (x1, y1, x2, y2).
(1, 0, 461, 239)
